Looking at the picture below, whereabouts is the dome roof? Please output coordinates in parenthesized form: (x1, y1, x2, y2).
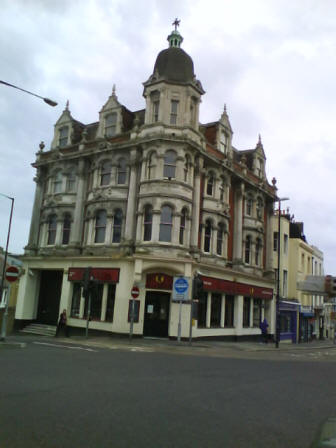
(153, 47, 195, 83)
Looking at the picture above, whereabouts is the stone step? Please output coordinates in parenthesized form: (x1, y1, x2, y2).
(20, 323, 57, 337)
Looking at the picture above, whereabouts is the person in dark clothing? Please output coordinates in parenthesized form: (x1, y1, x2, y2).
(260, 318, 269, 344)
(55, 309, 69, 337)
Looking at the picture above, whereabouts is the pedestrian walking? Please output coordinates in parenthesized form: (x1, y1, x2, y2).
(55, 309, 69, 337)
(260, 318, 269, 344)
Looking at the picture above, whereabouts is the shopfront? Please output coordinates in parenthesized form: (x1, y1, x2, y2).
(279, 301, 299, 343)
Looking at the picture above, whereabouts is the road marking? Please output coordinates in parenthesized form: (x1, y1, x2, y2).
(33, 342, 97, 352)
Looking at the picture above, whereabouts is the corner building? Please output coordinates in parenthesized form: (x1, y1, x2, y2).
(15, 26, 277, 340)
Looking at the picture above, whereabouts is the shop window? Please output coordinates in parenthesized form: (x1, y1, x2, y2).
(253, 299, 262, 327)
(204, 220, 212, 253)
(197, 294, 207, 328)
(163, 150, 176, 178)
(47, 214, 57, 245)
(225, 295, 234, 327)
(210, 293, 221, 327)
(62, 214, 71, 245)
(243, 297, 251, 327)
(117, 158, 127, 184)
(84, 283, 104, 320)
(105, 284, 116, 322)
(143, 205, 153, 241)
(159, 205, 173, 242)
(105, 112, 117, 137)
(100, 161, 112, 186)
(95, 210, 107, 243)
(179, 209, 187, 245)
(71, 283, 82, 318)
(112, 209, 123, 243)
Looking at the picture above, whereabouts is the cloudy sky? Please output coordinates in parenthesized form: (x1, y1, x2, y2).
(1, 0, 335, 273)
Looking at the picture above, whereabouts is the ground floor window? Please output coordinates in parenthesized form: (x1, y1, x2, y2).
(210, 293, 222, 327)
(71, 282, 116, 322)
(280, 312, 291, 333)
(225, 295, 234, 327)
(197, 294, 207, 328)
(253, 299, 262, 327)
(243, 297, 251, 327)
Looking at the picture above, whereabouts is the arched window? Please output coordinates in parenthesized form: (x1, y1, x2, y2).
(62, 214, 71, 245)
(245, 235, 251, 264)
(105, 112, 117, 137)
(184, 155, 190, 182)
(217, 223, 225, 255)
(159, 205, 173, 242)
(100, 161, 112, 186)
(47, 214, 57, 245)
(59, 126, 69, 147)
(163, 150, 176, 178)
(207, 173, 214, 196)
(66, 171, 76, 192)
(255, 238, 262, 266)
(95, 210, 107, 243)
(117, 158, 127, 184)
(179, 209, 187, 245)
(246, 198, 253, 216)
(53, 171, 63, 193)
(256, 198, 263, 220)
(204, 220, 212, 253)
(112, 209, 123, 243)
(143, 205, 153, 241)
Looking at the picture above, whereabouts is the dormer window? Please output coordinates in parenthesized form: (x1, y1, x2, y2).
(220, 131, 228, 154)
(105, 112, 117, 137)
(170, 100, 179, 125)
(59, 126, 69, 148)
(257, 158, 263, 177)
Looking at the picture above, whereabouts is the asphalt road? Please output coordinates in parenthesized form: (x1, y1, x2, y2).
(1, 339, 335, 448)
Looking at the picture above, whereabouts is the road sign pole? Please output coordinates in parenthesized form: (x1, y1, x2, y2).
(0, 285, 11, 341)
(129, 299, 135, 341)
(85, 292, 91, 339)
(177, 300, 183, 343)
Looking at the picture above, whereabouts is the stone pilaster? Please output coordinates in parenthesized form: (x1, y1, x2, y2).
(70, 159, 87, 247)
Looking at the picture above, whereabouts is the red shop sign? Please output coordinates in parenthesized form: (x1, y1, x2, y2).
(68, 267, 120, 283)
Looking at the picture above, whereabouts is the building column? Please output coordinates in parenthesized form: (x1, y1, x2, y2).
(233, 183, 244, 264)
(152, 211, 161, 242)
(70, 159, 87, 247)
(124, 151, 138, 241)
(190, 159, 202, 250)
(26, 168, 45, 252)
(235, 295, 244, 331)
(172, 213, 180, 245)
(206, 292, 211, 328)
(55, 218, 63, 246)
(221, 295, 225, 327)
(100, 284, 108, 321)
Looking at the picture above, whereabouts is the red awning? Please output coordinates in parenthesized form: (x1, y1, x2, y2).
(201, 275, 273, 300)
(68, 267, 120, 283)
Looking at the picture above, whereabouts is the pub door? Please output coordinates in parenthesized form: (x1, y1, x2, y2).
(37, 270, 63, 325)
(143, 291, 170, 338)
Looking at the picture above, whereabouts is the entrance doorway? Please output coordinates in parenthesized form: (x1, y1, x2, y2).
(37, 270, 63, 325)
(143, 291, 170, 337)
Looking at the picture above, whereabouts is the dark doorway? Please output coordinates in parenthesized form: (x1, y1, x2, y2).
(37, 270, 63, 325)
(143, 291, 170, 337)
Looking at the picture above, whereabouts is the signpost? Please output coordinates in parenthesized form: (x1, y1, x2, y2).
(173, 277, 189, 343)
(129, 285, 140, 341)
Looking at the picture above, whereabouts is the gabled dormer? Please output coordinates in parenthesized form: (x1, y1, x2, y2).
(51, 101, 76, 150)
(97, 85, 123, 139)
(253, 135, 266, 179)
(216, 105, 233, 157)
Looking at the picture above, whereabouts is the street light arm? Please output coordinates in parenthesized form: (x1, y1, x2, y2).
(0, 80, 57, 107)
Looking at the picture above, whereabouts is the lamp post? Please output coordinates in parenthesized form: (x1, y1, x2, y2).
(0, 80, 57, 107)
(0, 194, 14, 341)
(275, 197, 289, 348)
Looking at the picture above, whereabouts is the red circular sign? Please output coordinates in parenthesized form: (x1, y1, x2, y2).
(5, 265, 19, 283)
(131, 286, 139, 298)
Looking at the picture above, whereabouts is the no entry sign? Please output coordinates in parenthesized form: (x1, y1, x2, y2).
(131, 285, 140, 299)
(5, 265, 19, 283)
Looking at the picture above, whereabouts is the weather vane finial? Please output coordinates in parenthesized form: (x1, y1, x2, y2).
(172, 18, 180, 31)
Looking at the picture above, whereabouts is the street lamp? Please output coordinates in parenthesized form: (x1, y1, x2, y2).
(0, 194, 14, 341)
(275, 197, 289, 348)
(0, 80, 57, 107)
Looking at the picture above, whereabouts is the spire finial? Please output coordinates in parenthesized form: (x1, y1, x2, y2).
(112, 84, 116, 97)
(258, 133, 262, 144)
(224, 104, 227, 114)
(65, 100, 69, 111)
(172, 18, 180, 31)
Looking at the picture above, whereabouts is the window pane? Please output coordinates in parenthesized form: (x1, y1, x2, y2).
(170, 100, 178, 125)
(159, 206, 172, 242)
(253, 299, 262, 327)
(71, 283, 82, 317)
(105, 113, 117, 137)
(211, 293, 221, 327)
(62, 216, 71, 245)
(117, 159, 126, 184)
(101, 162, 112, 186)
(225, 295, 234, 327)
(113, 209, 122, 243)
(59, 127, 68, 147)
(197, 295, 207, 328)
(243, 297, 251, 327)
(105, 284, 116, 322)
(163, 151, 176, 178)
(48, 215, 57, 245)
(144, 206, 153, 241)
(204, 221, 211, 252)
(86, 283, 104, 320)
(95, 210, 107, 243)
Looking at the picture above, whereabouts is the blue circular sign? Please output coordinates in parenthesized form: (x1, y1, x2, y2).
(174, 277, 189, 294)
